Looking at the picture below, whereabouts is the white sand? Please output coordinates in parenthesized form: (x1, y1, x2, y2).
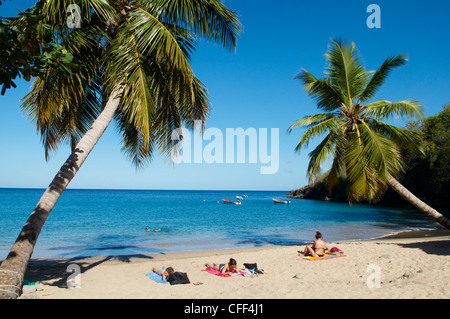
(24, 235, 450, 299)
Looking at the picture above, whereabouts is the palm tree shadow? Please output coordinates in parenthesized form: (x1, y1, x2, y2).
(396, 239, 450, 256)
(24, 254, 155, 288)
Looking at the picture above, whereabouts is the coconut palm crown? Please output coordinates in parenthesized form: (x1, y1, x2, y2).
(0, 0, 241, 299)
(288, 39, 450, 230)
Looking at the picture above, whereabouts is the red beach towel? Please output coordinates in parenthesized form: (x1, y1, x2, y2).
(204, 267, 244, 277)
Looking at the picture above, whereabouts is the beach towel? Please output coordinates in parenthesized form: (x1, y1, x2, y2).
(302, 253, 346, 261)
(204, 267, 244, 277)
(145, 272, 168, 284)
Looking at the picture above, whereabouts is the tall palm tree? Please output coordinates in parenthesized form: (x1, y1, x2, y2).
(288, 39, 450, 230)
(0, 0, 241, 298)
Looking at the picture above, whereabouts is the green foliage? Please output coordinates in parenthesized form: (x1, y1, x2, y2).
(397, 104, 450, 209)
(20, 0, 241, 167)
(289, 39, 423, 203)
(0, 8, 76, 95)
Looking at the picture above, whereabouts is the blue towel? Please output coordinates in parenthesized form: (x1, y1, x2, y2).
(145, 272, 168, 284)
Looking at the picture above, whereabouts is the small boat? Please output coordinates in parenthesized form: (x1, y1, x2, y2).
(223, 199, 241, 205)
(243, 195, 248, 198)
(236, 196, 243, 200)
(273, 198, 290, 204)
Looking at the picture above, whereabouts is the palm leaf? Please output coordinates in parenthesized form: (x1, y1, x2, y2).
(292, 117, 343, 153)
(306, 130, 338, 181)
(368, 118, 423, 152)
(324, 39, 370, 106)
(358, 55, 407, 102)
(364, 100, 423, 120)
(21, 25, 104, 159)
(141, 0, 242, 51)
(294, 70, 345, 111)
(287, 112, 335, 132)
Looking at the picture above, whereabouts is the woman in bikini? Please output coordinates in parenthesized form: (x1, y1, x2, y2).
(204, 258, 238, 274)
(299, 231, 329, 258)
(152, 266, 175, 280)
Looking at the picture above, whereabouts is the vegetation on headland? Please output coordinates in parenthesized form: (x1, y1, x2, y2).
(287, 103, 450, 213)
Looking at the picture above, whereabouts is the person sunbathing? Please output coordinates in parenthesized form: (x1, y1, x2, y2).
(204, 258, 239, 274)
(299, 231, 329, 258)
(152, 266, 175, 281)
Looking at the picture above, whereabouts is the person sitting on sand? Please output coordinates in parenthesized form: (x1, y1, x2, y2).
(205, 258, 239, 275)
(299, 231, 329, 258)
(152, 266, 175, 281)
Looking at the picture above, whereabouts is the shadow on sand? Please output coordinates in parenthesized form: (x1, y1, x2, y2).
(395, 239, 450, 256)
(24, 253, 155, 288)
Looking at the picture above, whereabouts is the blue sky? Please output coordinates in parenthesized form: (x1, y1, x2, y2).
(0, 0, 449, 191)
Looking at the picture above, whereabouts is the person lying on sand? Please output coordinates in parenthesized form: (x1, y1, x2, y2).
(299, 231, 329, 258)
(204, 258, 239, 275)
(152, 266, 175, 281)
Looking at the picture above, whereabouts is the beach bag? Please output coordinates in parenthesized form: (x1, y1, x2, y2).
(243, 263, 258, 270)
(243, 263, 264, 277)
(243, 268, 254, 277)
(167, 272, 190, 285)
(330, 247, 343, 255)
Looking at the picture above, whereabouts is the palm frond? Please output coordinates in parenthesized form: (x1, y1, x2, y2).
(21, 26, 104, 159)
(306, 131, 338, 181)
(107, 9, 211, 166)
(344, 128, 377, 202)
(364, 100, 423, 120)
(358, 55, 407, 102)
(34, 0, 117, 42)
(294, 70, 345, 111)
(324, 39, 370, 106)
(368, 118, 423, 152)
(292, 117, 343, 153)
(140, 0, 242, 51)
(287, 112, 335, 133)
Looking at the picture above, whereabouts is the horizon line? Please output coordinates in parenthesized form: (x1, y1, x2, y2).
(0, 187, 292, 192)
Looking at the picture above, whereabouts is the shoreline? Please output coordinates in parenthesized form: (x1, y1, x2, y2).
(379, 228, 450, 240)
(9, 227, 449, 299)
(16, 227, 449, 264)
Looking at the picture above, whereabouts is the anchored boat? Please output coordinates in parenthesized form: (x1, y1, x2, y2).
(273, 198, 290, 204)
(223, 199, 241, 205)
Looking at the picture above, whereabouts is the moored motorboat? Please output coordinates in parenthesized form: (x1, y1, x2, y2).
(223, 199, 241, 205)
(273, 198, 290, 204)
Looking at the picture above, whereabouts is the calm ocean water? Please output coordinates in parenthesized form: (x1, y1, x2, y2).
(0, 188, 441, 259)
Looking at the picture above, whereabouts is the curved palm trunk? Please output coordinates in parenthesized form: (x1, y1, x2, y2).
(0, 86, 123, 299)
(388, 176, 450, 229)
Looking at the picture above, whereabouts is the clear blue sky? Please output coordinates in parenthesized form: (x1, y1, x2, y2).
(0, 0, 449, 191)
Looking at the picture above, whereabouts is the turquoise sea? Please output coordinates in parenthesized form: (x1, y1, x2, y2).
(0, 188, 442, 259)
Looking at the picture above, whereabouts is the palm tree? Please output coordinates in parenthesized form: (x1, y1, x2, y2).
(0, 0, 241, 298)
(288, 39, 450, 230)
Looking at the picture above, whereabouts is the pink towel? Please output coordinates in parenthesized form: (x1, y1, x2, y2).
(204, 267, 244, 277)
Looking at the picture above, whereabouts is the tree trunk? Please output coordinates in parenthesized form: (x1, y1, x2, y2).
(388, 176, 450, 230)
(0, 85, 123, 299)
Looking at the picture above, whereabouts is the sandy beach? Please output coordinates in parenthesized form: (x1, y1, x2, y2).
(17, 230, 450, 299)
